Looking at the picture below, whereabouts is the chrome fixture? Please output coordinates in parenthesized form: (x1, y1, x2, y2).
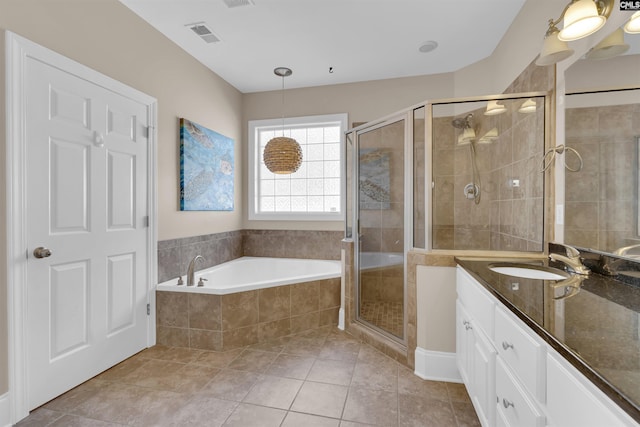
(187, 255, 205, 286)
(612, 243, 640, 257)
(33, 246, 52, 259)
(536, 0, 617, 66)
(197, 277, 208, 287)
(540, 145, 583, 173)
(263, 67, 303, 174)
(549, 243, 590, 275)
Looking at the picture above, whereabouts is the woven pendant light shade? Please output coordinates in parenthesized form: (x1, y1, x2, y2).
(264, 136, 302, 174)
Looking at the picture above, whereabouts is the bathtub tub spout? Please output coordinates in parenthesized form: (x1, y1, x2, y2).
(187, 255, 205, 286)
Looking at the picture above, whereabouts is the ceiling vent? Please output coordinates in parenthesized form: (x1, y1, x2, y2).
(223, 0, 254, 8)
(187, 23, 221, 44)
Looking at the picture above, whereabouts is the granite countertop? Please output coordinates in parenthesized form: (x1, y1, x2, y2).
(455, 257, 640, 424)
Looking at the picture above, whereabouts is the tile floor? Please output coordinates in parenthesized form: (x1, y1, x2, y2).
(16, 326, 480, 427)
(359, 302, 404, 338)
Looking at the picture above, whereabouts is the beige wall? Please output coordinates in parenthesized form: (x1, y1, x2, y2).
(1, 0, 244, 243)
(0, 0, 243, 396)
(242, 72, 455, 231)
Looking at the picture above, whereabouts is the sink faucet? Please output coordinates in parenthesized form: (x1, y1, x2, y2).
(187, 255, 204, 286)
(613, 243, 640, 257)
(549, 243, 590, 275)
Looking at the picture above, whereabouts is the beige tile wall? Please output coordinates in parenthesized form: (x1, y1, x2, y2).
(565, 103, 640, 252)
(156, 277, 340, 351)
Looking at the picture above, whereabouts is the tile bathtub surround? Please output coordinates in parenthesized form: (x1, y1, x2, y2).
(17, 327, 480, 427)
(158, 229, 343, 284)
(156, 278, 341, 351)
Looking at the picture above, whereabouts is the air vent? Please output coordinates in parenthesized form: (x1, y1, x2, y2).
(187, 23, 221, 44)
(223, 0, 254, 8)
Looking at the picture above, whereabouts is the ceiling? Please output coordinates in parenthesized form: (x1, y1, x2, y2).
(119, 0, 527, 93)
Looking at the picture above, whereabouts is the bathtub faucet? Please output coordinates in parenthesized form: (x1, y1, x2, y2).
(187, 255, 205, 286)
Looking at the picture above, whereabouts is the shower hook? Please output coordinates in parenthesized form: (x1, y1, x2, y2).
(540, 145, 583, 173)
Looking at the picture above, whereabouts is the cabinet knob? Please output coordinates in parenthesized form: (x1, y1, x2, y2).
(503, 398, 515, 409)
(502, 341, 514, 351)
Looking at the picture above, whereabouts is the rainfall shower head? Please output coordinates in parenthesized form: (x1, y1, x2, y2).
(452, 113, 474, 129)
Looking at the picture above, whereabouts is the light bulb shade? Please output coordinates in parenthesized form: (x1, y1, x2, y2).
(585, 28, 629, 60)
(518, 99, 537, 113)
(484, 100, 507, 116)
(558, 0, 606, 41)
(459, 127, 476, 144)
(263, 136, 303, 174)
(624, 11, 640, 34)
(536, 31, 574, 65)
(478, 127, 499, 144)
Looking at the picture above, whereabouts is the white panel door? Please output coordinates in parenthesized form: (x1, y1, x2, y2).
(24, 55, 150, 409)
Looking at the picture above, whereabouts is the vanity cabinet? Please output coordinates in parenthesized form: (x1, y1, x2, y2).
(456, 265, 638, 427)
(456, 270, 497, 427)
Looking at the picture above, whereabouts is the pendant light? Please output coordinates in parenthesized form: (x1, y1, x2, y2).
(263, 67, 303, 174)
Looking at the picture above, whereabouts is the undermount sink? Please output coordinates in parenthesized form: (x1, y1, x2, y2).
(488, 262, 571, 281)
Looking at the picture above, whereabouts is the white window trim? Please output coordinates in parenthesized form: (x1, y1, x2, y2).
(248, 113, 348, 221)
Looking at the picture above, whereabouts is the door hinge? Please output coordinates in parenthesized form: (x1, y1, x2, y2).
(143, 216, 149, 227)
(142, 126, 149, 138)
(147, 303, 150, 315)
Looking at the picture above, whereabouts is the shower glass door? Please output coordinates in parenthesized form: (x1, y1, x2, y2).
(356, 117, 405, 340)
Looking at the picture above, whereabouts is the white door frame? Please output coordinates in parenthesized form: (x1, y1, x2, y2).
(5, 31, 158, 424)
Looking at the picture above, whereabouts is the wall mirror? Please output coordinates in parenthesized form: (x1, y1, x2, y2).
(564, 24, 640, 259)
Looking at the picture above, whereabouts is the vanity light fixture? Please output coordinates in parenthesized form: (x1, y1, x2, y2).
(478, 127, 499, 144)
(518, 99, 537, 113)
(263, 67, 303, 174)
(536, 21, 575, 66)
(536, 0, 613, 66)
(484, 100, 507, 116)
(558, 0, 609, 41)
(624, 11, 640, 34)
(585, 27, 629, 60)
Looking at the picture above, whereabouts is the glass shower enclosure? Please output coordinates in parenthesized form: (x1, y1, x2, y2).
(346, 92, 548, 344)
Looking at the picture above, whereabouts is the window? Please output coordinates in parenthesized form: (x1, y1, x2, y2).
(248, 113, 347, 220)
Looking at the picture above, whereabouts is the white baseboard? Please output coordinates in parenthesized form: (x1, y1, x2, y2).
(338, 308, 345, 330)
(414, 347, 463, 383)
(0, 393, 10, 427)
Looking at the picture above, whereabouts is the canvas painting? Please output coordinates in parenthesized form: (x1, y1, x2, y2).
(359, 148, 391, 210)
(180, 118, 234, 211)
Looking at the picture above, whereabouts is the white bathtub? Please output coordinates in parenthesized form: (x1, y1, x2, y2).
(157, 256, 341, 295)
(359, 252, 404, 270)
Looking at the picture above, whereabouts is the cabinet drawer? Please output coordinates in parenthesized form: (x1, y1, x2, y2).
(496, 358, 545, 427)
(495, 306, 545, 402)
(457, 267, 495, 336)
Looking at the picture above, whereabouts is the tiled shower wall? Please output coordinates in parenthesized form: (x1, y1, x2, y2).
(432, 103, 545, 251)
(158, 229, 343, 284)
(565, 103, 640, 252)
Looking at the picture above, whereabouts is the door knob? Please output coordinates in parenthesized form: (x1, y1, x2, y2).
(33, 247, 52, 259)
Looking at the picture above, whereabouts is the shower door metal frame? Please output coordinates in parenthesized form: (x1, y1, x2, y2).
(352, 111, 413, 344)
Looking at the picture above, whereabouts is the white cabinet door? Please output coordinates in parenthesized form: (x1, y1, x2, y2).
(456, 300, 474, 386)
(24, 49, 150, 410)
(471, 323, 496, 427)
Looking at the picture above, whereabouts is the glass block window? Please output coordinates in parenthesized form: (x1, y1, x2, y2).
(248, 113, 347, 221)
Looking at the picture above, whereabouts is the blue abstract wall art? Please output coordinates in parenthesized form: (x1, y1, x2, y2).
(180, 118, 234, 211)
